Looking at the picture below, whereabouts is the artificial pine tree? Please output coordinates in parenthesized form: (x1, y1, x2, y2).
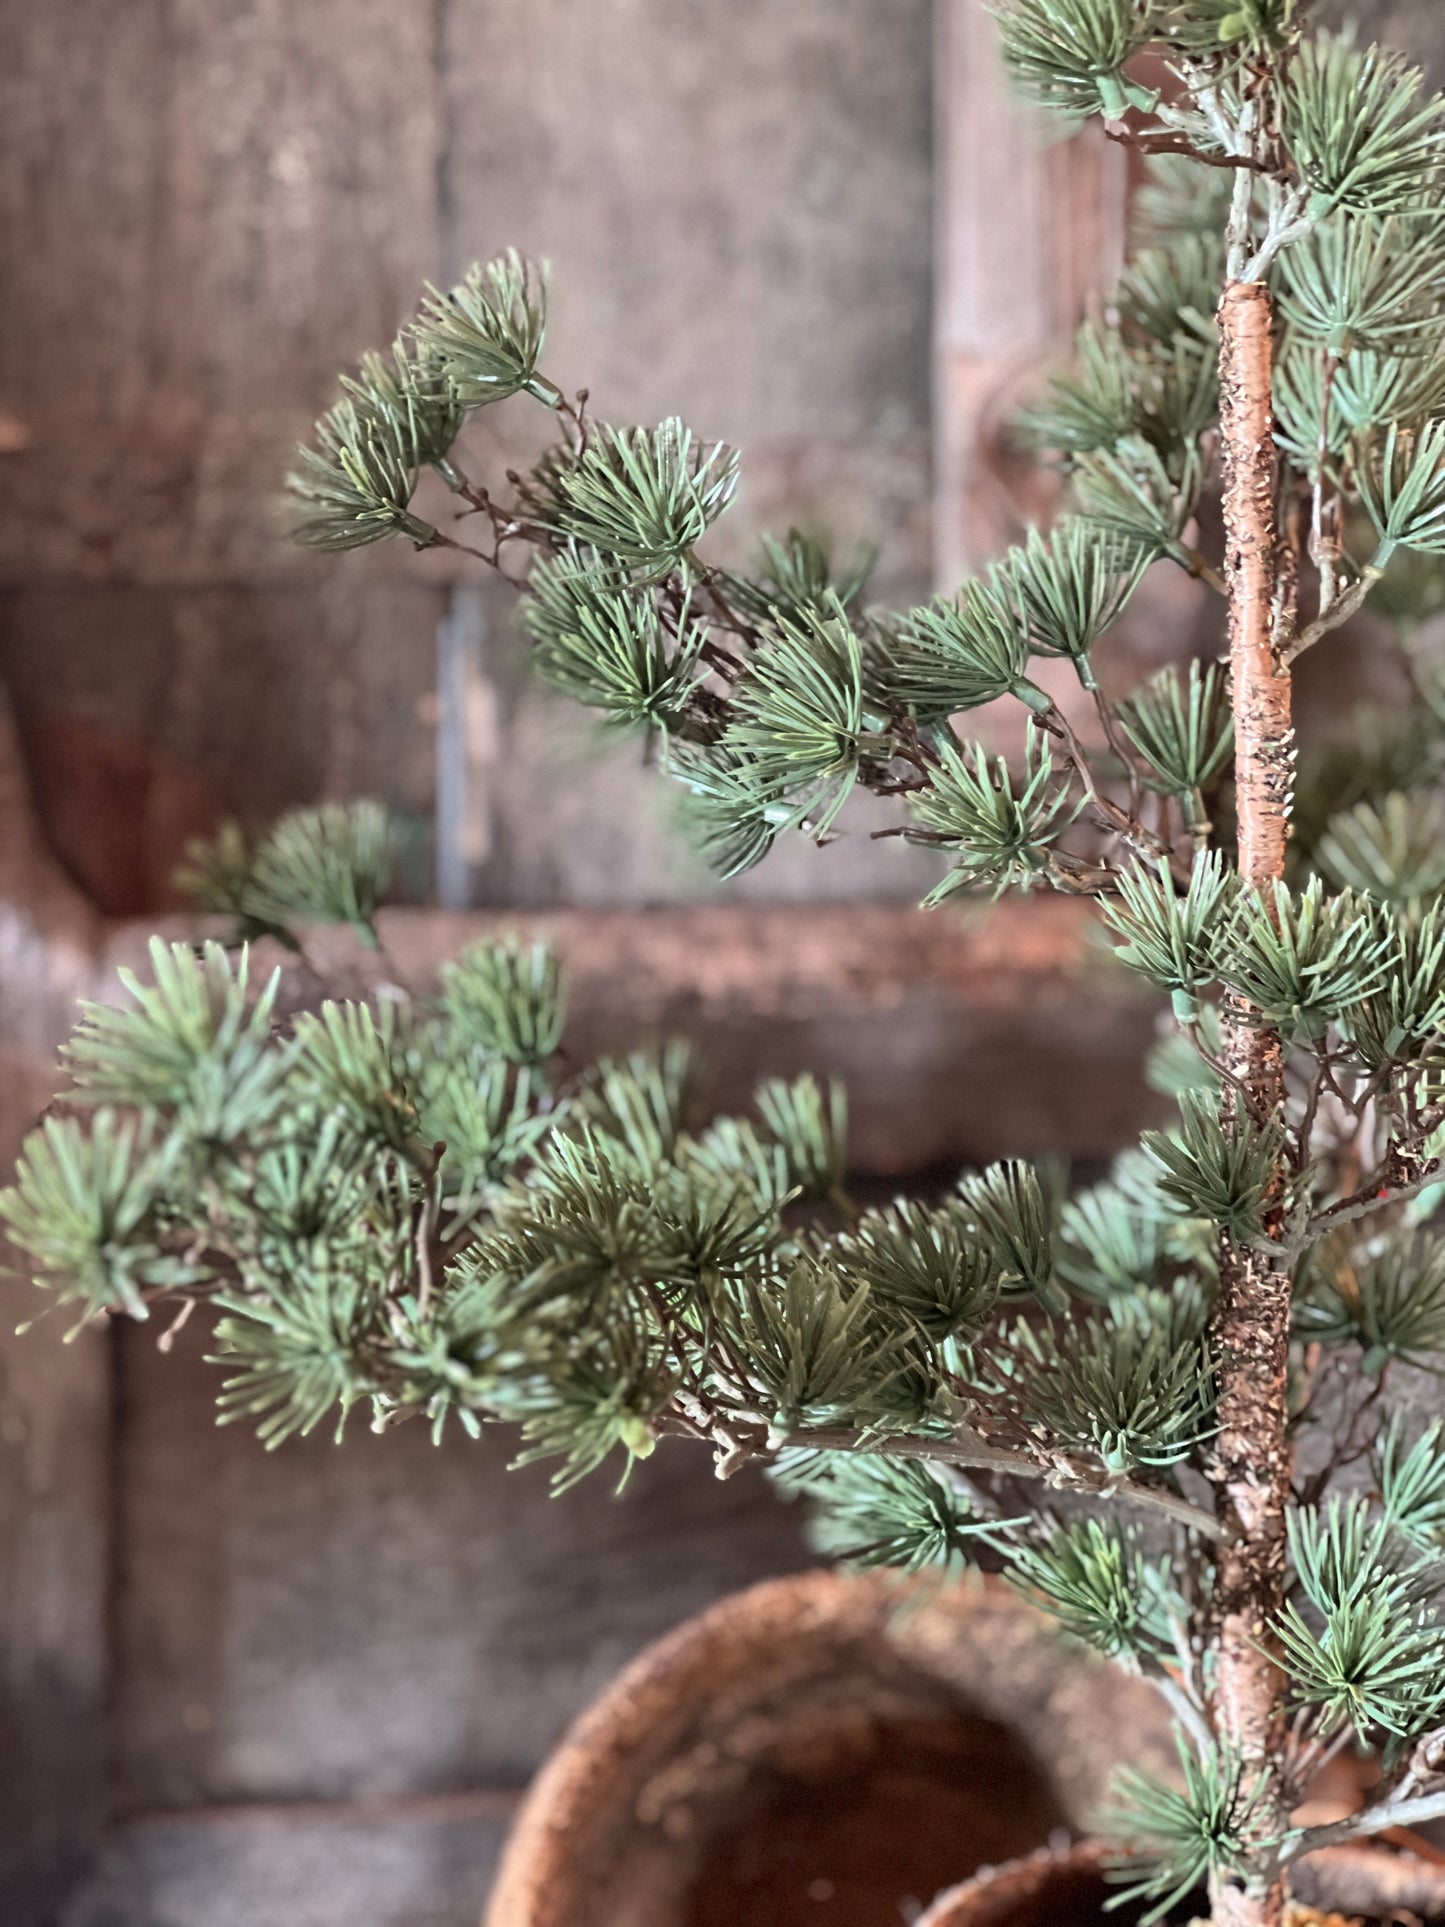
(13, 4, 1445, 1922)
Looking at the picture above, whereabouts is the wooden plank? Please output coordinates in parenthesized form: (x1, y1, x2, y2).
(1353, 1, 1444, 71)
(0, 701, 110, 1922)
(64, 1794, 516, 1927)
(439, 0, 934, 603)
(0, 577, 444, 915)
(0, 0, 449, 923)
(933, 1, 1127, 582)
(0, 0, 443, 589)
(109, 1315, 809, 1811)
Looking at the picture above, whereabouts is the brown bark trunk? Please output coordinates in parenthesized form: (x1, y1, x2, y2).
(1208, 281, 1295, 1927)
(1220, 283, 1294, 892)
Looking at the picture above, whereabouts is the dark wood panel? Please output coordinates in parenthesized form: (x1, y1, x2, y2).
(440, 0, 934, 602)
(0, 0, 443, 588)
(111, 1316, 810, 1810)
(0, 577, 444, 914)
(0, 701, 111, 1921)
(65, 1795, 515, 1927)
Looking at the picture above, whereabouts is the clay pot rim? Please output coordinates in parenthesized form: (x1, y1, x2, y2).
(484, 1567, 1026, 1927)
(484, 1570, 913, 1924)
(915, 1840, 1107, 1927)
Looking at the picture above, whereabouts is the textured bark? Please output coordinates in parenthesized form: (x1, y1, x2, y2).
(1219, 284, 1294, 892)
(1209, 281, 1295, 1927)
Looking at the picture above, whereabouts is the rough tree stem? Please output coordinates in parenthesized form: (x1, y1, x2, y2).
(1209, 280, 1296, 1927)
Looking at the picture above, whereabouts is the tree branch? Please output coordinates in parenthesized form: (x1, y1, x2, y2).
(1288, 1787, 1445, 1864)
(740, 1421, 1225, 1539)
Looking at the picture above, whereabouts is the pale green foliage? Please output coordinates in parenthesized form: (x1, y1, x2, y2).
(1104, 1739, 1263, 1926)
(991, 0, 1157, 120)
(1158, 0, 1299, 57)
(529, 418, 739, 578)
(1216, 877, 1392, 1041)
(442, 938, 567, 1066)
(1008, 1516, 1178, 1661)
(1278, 214, 1445, 360)
(960, 1159, 1062, 1311)
(1118, 661, 1232, 809)
(1317, 792, 1445, 906)
(246, 803, 394, 945)
(905, 727, 1081, 902)
(877, 577, 1044, 722)
(1074, 436, 1203, 559)
(716, 529, 874, 628)
(1283, 36, 1445, 217)
(667, 747, 786, 880)
(64, 940, 280, 1136)
(1102, 852, 1236, 1012)
(1377, 1419, 1445, 1554)
(723, 599, 869, 836)
(286, 398, 434, 551)
(1341, 900, 1445, 1070)
(1115, 236, 1220, 350)
(1361, 421, 1445, 561)
(413, 251, 550, 407)
(1296, 1230, 1445, 1373)
(773, 1450, 995, 1573)
(1021, 321, 1216, 468)
(1143, 1092, 1288, 1244)
(990, 519, 1147, 687)
(1058, 1171, 1169, 1300)
(178, 801, 394, 948)
(1000, 1293, 1214, 1472)
(1, 1113, 179, 1323)
(835, 1197, 999, 1338)
(342, 336, 466, 473)
(1276, 1498, 1445, 1737)
(755, 1074, 847, 1202)
(521, 549, 704, 732)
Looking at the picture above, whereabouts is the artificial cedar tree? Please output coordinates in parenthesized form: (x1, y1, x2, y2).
(15, 4, 1445, 1923)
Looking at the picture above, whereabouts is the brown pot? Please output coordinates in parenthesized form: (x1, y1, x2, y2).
(915, 1842, 1119, 1927)
(484, 1569, 1174, 1927)
(916, 1838, 1445, 1927)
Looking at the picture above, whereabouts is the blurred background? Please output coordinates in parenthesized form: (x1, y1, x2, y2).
(0, 2, 1440, 1923)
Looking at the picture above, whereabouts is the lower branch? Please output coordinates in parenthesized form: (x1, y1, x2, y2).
(675, 1414, 1223, 1538)
(1288, 1786, 1445, 1864)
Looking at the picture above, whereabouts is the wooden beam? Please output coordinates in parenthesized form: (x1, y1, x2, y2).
(99, 896, 1165, 1172)
(933, 1, 1127, 583)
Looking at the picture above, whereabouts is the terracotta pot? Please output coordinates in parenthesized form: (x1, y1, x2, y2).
(484, 1570, 1174, 1927)
(915, 1842, 1120, 1927)
(916, 1838, 1445, 1927)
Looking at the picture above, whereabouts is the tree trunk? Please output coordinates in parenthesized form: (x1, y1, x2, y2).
(1208, 279, 1296, 1927)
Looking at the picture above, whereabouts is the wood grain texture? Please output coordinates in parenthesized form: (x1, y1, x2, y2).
(0, 0, 442, 588)
(0, 0, 938, 917)
(110, 1315, 811, 1811)
(0, 0, 447, 921)
(63, 1795, 516, 1927)
(0, 578, 443, 912)
(933, 1, 1127, 582)
(0, 701, 110, 1923)
(101, 893, 1166, 1170)
(440, 0, 932, 578)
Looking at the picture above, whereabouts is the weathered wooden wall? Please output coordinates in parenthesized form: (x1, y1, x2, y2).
(3, 3, 1441, 1924)
(0, 6, 936, 1921)
(0, 0, 934, 921)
